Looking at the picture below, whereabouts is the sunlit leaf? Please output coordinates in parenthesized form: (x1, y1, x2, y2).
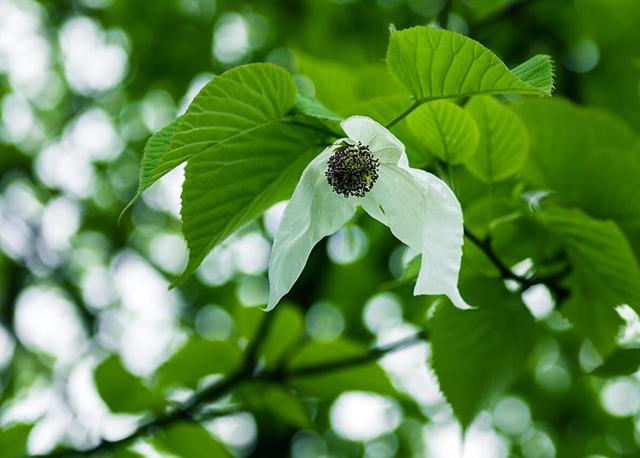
(290, 92, 342, 121)
(120, 117, 180, 220)
(387, 26, 553, 101)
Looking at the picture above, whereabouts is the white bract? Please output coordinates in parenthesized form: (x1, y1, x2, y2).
(267, 116, 471, 310)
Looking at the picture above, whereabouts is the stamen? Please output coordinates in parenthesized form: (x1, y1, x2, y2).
(325, 142, 380, 198)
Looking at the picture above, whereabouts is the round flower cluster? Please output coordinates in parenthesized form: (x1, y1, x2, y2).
(325, 142, 380, 198)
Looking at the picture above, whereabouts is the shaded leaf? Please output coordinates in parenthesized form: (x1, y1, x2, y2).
(0, 423, 33, 458)
(538, 207, 640, 354)
(155, 338, 243, 390)
(592, 348, 640, 377)
(429, 277, 536, 427)
(286, 339, 396, 398)
(154, 422, 230, 458)
(406, 100, 479, 164)
(464, 95, 529, 183)
(94, 356, 166, 414)
(259, 304, 305, 369)
(290, 92, 342, 121)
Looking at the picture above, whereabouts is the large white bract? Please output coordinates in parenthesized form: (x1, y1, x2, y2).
(267, 115, 471, 310)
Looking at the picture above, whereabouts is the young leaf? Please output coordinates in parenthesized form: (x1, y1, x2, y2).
(406, 100, 479, 164)
(387, 26, 553, 101)
(0, 423, 33, 458)
(153, 422, 230, 458)
(155, 338, 243, 390)
(94, 356, 166, 414)
(429, 277, 536, 428)
(120, 117, 180, 220)
(286, 339, 396, 398)
(463, 96, 529, 183)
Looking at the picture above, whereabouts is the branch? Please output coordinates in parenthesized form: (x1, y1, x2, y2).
(463, 226, 570, 299)
(31, 329, 426, 458)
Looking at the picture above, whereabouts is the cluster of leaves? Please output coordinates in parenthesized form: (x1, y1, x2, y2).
(3, 1, 640, 456)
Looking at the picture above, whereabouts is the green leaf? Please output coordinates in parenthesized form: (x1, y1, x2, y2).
(109, 449, 146, 458)
(94, 356, 166, 414)
(120, 117, 180, 221)
(515, 98, 640, 254)
(286, 339, 396, 398)
(163, 63, 297, 185)
(297, 54, 407, 110)
(177, 129, 320, 286)
(155, 338, 243, 390)
(406, 100, 479, 164)
(154, 422, 230, 458)
(290, 92, 342, 121)
(240, 383, 311, 429)
(429, 277, 536, 428)
(0, 423, 33, 458)
(259, 304, 305, 369)
(592, 348, 640, 377)
(538, 208, 640, 311)
(386, 26, 553, 102)
(538, 207, 640, 354)
(464, 96, 529, 183)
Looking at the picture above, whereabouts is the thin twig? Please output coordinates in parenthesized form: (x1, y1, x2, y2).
(30, 328, 426, 458)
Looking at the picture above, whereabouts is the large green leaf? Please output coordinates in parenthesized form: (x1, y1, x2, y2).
(463, 96, 529, 183)
(538, 207, 640, 354)
(429, 277, 536, 428)
(154, 422, 230, 458)
(406, 100, 479, 164)
(538, 208, 640, 311)
(164, 63, 297, 184)
(286, 339, 397, 398)
(94, 356, 166, 414)
(386, 26, 553, 101)
(155, 338, 243, 390)
(0, 423, 33, 458)
(120, 117, 180, 219)
(177, 128, 321, 285)
(515, 98, 640, 254)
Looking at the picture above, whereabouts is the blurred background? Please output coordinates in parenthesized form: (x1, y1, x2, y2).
(0, 0, 639, 457)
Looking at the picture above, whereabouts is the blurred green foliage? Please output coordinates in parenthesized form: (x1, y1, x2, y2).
(1, 0, 640, 457)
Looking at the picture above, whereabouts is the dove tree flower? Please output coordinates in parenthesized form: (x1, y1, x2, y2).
(267, 115, 471, 311)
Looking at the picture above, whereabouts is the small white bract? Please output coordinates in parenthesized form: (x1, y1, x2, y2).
(267, 115, 471, 310)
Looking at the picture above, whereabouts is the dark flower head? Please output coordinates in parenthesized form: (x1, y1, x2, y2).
(325, 142, 380, 198)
